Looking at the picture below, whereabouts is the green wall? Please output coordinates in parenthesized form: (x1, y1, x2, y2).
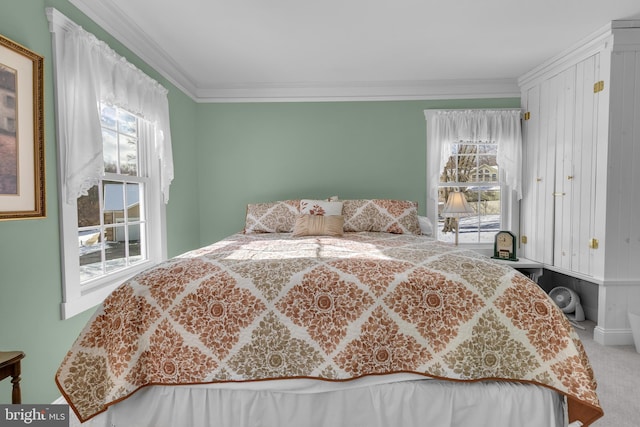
(0, 0, 519, 405)
(0, 0, 200, 404)
(196, 98, 520, 244)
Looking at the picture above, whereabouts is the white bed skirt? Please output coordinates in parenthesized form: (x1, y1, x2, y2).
(70, 375, 566, 427)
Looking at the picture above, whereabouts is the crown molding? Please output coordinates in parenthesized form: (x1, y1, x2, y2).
(69, 0, 197, 97)
(193, 79, 520, 103)
(518, 19, 640, 89)
(70, 0, 519, 103)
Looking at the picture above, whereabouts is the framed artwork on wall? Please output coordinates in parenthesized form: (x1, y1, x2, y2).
(0, 34, 45, 220)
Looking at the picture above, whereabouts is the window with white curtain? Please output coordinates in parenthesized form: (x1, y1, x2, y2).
(47, 8, 174, 319)
(424, 109, 522, 246)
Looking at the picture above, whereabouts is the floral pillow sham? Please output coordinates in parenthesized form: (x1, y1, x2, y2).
(342, 199, 422, 235)
(245, 198, 422, 235)
(244, 200, 300, 233)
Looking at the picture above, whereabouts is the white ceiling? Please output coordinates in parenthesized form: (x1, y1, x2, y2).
(70, 0, 640, 102)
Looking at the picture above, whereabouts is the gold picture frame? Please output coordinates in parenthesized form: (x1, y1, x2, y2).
(0, 34, 45, 220)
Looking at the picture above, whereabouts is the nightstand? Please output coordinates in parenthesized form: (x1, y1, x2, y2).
(0, 351, 25, 404)
(493, 257, 543, 283)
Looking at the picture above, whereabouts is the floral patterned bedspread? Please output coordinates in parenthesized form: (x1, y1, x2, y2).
(56, 232, 603, 425)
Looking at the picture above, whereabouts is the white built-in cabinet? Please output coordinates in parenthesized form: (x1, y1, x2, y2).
(518, 20, 640, 345)
(521, 55, 599, 275)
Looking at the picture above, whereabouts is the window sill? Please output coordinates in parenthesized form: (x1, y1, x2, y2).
(456, 243, 493, 257)
(61, 260, 156, 319)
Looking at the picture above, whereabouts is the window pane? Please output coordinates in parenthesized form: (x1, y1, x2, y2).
(105, 225, 127, 273)
(477, 188, 501, 241)
(119, 135, 138, 176)
(103, 181, 124, 225)
(125, 183, 141, 220)
(128, 224, 143, 265)
(79, 228, 103, 282)
(473, 163, 499, 183)
(478, 144, 497, 155)
(118, 109, 137, 136)
(437, 186, 500, 244)
(438, 187, 474, 243)
(102, 128, 118, 173)
(463, 189, 482, 240)
(478, 155, 498, 167)
(77, 185, 100, 227)
(100, 104, 116, 130)
(6, 94, 15, 109)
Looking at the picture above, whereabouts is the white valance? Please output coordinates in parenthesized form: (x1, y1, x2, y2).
(49, 12, 174, 204)
(429, 109, 522, 199)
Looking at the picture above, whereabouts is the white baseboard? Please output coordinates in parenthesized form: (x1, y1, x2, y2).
(593, 326, 635, 346)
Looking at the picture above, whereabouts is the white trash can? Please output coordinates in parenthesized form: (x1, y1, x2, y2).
(628, 311, 640, 353)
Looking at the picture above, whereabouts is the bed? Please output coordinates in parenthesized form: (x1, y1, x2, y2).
(56, 199, 603, 427)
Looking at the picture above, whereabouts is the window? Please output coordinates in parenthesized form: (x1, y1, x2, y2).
(425, 109, 522, 247)
(77, 105, 149, 283)
(4, 117, 14, 133)
(5, 94, 15, 109)
(57, 103, 167, 319)
(48, 8, 173, 319)
(437, 141, 501, 243)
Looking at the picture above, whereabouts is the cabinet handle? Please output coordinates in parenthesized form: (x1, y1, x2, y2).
(553, 192, 565, 196)
(536, 178, 542, 182)
(567, 176, 574, 180)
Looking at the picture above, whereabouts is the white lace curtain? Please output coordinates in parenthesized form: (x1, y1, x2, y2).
(428, 109, 522, 200)
(50, 18, 174, 204)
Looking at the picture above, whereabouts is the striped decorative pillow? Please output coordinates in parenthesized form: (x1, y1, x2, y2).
(292, 214, 344, 237)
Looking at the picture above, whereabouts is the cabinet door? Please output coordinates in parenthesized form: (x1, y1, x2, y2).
(571, 53, 599, 276)
(520, 81, 555, 264)
(553, 54, 599, 276)
(520, 86, 538, 261)
(553, 67, 577, 270)
(536, 78, 557, 265)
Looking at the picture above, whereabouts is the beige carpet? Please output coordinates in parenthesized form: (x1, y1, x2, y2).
(576, 321, 640, 426)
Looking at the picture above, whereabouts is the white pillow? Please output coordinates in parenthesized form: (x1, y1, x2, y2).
(300, 199, 343, 216)
(418, 216, 434, 236)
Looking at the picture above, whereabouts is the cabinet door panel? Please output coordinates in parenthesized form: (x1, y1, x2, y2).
(572, 54, 599, 276)
(520, 86, 540, 261)
(538, 78, 556, 266)
(521, 81, 555, 265)
(601, 50, 640, 279)
(554, 67, 576, 270)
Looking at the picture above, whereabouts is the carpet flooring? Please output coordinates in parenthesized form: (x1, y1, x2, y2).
(576, 321, 640, 426)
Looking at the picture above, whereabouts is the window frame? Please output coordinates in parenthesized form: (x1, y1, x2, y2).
(57, 107, 167, 320)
